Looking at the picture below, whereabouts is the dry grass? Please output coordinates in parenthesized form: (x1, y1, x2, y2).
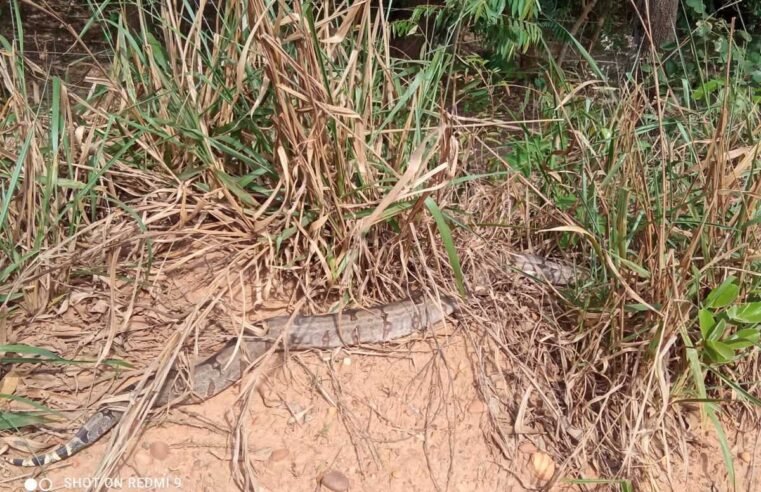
(1, 1, 760, 491)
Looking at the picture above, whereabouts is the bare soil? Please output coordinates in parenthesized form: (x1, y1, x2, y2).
(1, 254, 759, 492)
(0, 0, 117, 94)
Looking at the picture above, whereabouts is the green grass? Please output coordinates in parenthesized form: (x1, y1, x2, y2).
(497, 19, 760, 484)
(0, 0, 759, 488)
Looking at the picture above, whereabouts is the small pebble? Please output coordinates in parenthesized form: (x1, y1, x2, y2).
(149, 441, 171, 461)
(74, 126, 86, 145)
(269, 448, 289, 462)
(531, 452, 555, 481)
(320, 469, 350, 491)
(342, 357, 352, 366)
(740, 451, 752, 463)
(518, 442, 537, 454)
(468, 399, 486, 414)
(133, 451, 152, 468)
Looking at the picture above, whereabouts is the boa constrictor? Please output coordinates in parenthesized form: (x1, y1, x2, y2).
(6, 253, 575, 467)
(7, 296, 456, 467)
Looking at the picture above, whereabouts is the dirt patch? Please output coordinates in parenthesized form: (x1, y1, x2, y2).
(1, 250, 758, 492)
(5, 334, 760, 491)
(0, 251, 558, 491)
(651, 411, 761, 491)
(4, 337, 518, 491)
(3, 336, 555, 491)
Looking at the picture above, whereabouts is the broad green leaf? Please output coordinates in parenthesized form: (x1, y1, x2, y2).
(694, 79, 725, 100)
(705, 278, 739, 309)
(707, 319, 727, 342)
(724, 338, 755, 350)
(698, 308, 715, 340)
(732, 328, 760, 343)
(726, 303, 761, 324)
(686, 0, 706, 14)
(705, 340, 735, 363)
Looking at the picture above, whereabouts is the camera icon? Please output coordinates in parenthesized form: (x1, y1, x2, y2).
(23, 478, 53, 491)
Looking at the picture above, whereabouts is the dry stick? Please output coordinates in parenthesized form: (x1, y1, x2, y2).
(416, 224, 458, 492)
(461, 298, 574, 491)
(398, 329, 449, 491)
(468, 132, 575, 227)
(230, 355, 276, 492)
(228, 264, 292, 492)
(294, 355, 379, 477)
(96, 247, 120, 367)
(401, 275, 456, 492)
(86, 247, 254, 492)
(4, 220, 251, 310)
(586, 13, 606, 55)
(557, 401, 608, 485)
(421, 358, 446, 492)
(458, 303, 509, 447)
(620, 297, 676, 475)
(646, 0, 671, 290)
(87, 301, 215, 491)
(746, 427, 761, 492)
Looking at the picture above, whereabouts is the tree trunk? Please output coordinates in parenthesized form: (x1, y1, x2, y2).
(634, 0, 679, 47)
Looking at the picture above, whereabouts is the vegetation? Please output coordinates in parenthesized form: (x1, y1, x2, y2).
(0, 0, 759, 489)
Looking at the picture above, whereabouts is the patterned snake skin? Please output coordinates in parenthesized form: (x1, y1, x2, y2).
(6, 296, 456, 467)
(5, 253, 575, 467)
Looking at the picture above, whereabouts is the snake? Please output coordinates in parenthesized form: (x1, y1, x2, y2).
(6, 296, 457, 467)
(4, 253, 575, 467)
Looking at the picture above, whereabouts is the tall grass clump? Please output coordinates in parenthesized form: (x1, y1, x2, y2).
(466, 18, 760, 484)
(0, 0, 466, 313)
(0, 0, 473, 485)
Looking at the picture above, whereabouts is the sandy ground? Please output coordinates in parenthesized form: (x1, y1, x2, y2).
(2, 327, 760, 492)
(2, 335, 552, 492)
(0, 251, 759, 492)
